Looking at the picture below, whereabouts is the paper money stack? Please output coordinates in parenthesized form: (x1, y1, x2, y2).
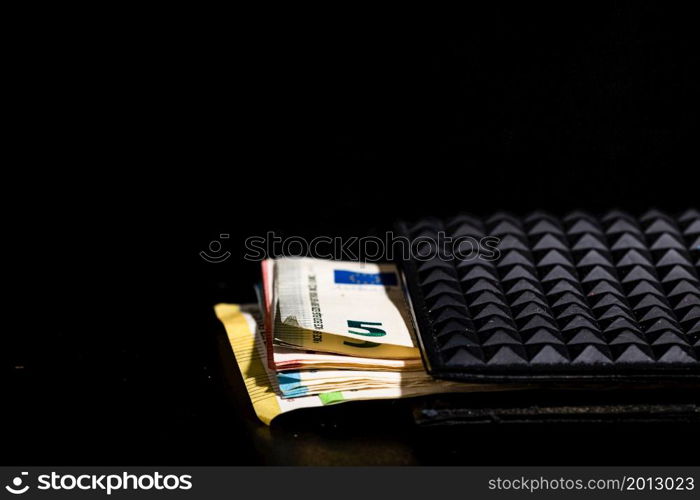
(215, 257, 518, 424)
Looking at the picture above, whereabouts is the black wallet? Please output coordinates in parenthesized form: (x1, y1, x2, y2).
(396, 209, 700, 383)
(218, 209, 700, 428)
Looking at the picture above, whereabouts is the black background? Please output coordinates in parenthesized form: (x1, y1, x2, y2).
(6, 4, 699, 464)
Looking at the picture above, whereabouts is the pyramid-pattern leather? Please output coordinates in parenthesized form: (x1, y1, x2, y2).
(397, 209, 700, 381)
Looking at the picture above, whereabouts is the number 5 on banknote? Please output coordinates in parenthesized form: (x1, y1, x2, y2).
(346, 320, 386, 337)
(343, 320, 385, 348)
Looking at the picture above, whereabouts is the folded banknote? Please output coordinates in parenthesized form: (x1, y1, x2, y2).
(264, 258, 420, 359)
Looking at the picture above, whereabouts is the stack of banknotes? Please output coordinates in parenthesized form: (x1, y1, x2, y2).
(215, 258, 521, 424)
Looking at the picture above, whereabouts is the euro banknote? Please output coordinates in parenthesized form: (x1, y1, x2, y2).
(261, 259, 422, 371)
(276, 368, 469, 398)
(264, 258, 421, 359)
(271, 346, 424, 372)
